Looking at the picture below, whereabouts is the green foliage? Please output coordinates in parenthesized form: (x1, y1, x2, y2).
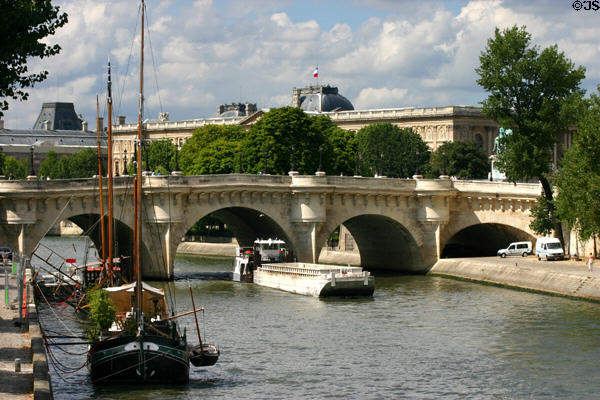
(0, 0, 68, 117)
(242, 107, 325, 175)
(476, 25, 586, 182)
(4, 156, 28, 179)
(314, 116, 357, 176)
(187, 215, 233, 237)
(87, 289, 115, 331)
(154, 165, 169, 176)
(147, 140, 176, 173)
(39, 150, 59, 178)
(555, 88, 600, 241)
(0, 151, 5, 174)
(57, 148, 98, 179)
(180, 125, 245, 175)
(476, 25, 585, 243)
(529, 195, 555, 236)
(428, 141, 489, 179)
(355, 123, 429, 178)
(38, 148, 100, 179)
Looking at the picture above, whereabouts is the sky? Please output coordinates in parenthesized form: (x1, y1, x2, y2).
(3, 0, 600, 129)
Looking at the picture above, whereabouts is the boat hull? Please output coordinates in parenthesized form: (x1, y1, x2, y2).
(253, 263, 374, 297)
(89, 334, 189, 384)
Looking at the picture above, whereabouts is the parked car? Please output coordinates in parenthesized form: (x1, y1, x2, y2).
(497, 241, 532, 258)
(0, 247, 12, 262)
(536, 237, 564, 261)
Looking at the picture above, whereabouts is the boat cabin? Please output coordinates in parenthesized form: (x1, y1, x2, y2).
(254, 239, 287, 262)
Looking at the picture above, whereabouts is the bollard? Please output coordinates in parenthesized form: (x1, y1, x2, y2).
(4, 267, 7, 306)
(15, 358, 21, 372)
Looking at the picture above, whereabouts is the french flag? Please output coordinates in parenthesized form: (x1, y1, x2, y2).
(313, 65, 319, 78)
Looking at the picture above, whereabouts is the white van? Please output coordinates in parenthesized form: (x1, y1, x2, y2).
(497, 241, 532, 258)
(536, 237, 564, 261)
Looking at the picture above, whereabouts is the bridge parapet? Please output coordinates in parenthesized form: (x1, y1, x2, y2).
(0, 175, 543, 279)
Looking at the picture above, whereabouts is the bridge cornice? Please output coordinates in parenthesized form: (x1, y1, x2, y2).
(0, 175, 543, 200)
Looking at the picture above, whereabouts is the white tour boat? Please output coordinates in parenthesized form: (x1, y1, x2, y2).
(232, 239, 374, 297)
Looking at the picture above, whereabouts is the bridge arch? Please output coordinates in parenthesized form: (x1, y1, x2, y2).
(177, 206, 295, 251)
(442, 215, 537, 257)
(318, 211, 424, 272)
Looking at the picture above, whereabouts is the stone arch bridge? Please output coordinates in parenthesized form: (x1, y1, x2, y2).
(0, 174, 541, 279)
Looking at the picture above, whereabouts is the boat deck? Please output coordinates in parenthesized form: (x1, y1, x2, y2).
(260, 262, 366, 277)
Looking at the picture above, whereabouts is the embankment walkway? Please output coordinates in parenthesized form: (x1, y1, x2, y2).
(0, 264, 52, 400)
(431, 256, 600, 301)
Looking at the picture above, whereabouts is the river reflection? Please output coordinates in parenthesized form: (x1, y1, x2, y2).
(36, 237, 600, 399)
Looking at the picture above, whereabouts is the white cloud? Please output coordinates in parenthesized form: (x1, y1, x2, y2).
(3, 0, 600, 129)
(354, 87, 408, 109)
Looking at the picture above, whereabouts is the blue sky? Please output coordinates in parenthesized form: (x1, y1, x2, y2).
(3, 0, 600, 129)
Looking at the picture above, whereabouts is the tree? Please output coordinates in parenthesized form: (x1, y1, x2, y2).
(147, 140, 176, 173)
(0, 0, 68, 117)
(428, 141, 489, 179)
(39, 150, 59, 178)
(0, 151, 5, 175)
(242, 107, 325, 175)
(476, 25, 586, 242)
(355, 123, 429, 178)
(180, 125, 245, 175)
(555, 88, 600, 245)
(312, 115, 356, 176)
(52, 148, 97, 179)
(3, 156, 28, 179)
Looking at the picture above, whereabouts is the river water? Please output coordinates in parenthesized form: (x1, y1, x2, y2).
(35, 236, 600, 399)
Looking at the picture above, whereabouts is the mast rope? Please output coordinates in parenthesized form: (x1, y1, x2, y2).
(143, 177, 177, 310)
(144, 7, 164, 113)
(115, 3, 142, 118)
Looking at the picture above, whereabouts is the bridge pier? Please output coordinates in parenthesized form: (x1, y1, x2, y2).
(419, 221, 446, 268)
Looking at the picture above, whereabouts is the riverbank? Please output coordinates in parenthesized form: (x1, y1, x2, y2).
(176, 242, 600, 300)
(176, 242, 361, 265)
(0, 265, 52, 400)
(430, 257, 600, 301)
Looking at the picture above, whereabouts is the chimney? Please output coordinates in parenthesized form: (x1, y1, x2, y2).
(82, 120, 88, 131)
(0, 120, 4, 129)
(118, 116, 126, 125)
(292, 87, 300, 108)
(43, 120, 50, 130)
(98, 117, 104, 132)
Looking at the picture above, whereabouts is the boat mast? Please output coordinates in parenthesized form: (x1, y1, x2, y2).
(96, 96, 107, 269)
(135, 0, 145, 325)
(107, 60, 115, 284)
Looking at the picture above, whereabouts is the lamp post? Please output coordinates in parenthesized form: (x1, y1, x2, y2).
(354, 152, 362, 177)
(170, 145, 182, 176)
(144, 144, 150, 174)
(442, 150, 447, 176)
(263, 150, 268, 175)
(0, 146, 4, 179)
(289, 145, 298, 176)
(415, 150, 420, 175)
(318, 146, 323, 172)
(122, 149, 128, 176)
(29, 145, 35, 177)
(379, 152, 384, 177)
(413, 150, 424, 180)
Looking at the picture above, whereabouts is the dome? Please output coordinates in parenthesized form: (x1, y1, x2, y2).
(297, 85, 354, 112)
